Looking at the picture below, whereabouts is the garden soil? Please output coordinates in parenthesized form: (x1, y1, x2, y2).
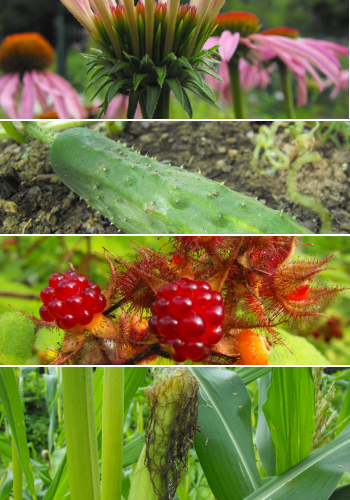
(0, 121, 349, 234)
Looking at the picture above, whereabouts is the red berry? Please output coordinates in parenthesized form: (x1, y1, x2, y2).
(48, 273, 64, 288)
(168, 296, 193, 318)
(92, 294, 106, 313)
(82, 288, 100, 308)
(151, 278, 225, 361)
(87, 282, 101, 294)
(178, 315, 205, 339)
(157, 316, 179, 338)
(63, 270, 77, 278)
(60, 314, 78, 329)
(286, 284, 309, 301)
(78, 309, 94, 325)
(66, 294, 86, 314)
(39, 304, 54, 322)
(47, 299, 66, 319)
(71, 274, 89, 289)
(40, 286, 56, 305)
(202, 325, 224, 346)
(56, 280, 80, 300)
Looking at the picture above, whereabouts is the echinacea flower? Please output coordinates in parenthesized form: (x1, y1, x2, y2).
(0, 33, 87, 119)
(204, 12, 349, 118)
(59, 0, 226, 118)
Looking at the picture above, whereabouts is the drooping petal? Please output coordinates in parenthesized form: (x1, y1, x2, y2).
(41, 71, 87, 118)
(0, 73, 21, 118)
(19, 72, 36, 118)
(203, 36, 221, 51)
(218, 31, 240, 61)
(32, 71, 70, 118)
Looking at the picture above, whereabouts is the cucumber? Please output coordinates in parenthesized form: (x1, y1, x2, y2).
(49, 127, 312, 234)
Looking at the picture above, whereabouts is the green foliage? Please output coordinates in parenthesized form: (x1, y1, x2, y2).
(0, 313, 35, 365)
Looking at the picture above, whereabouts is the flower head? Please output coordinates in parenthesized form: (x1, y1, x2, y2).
(0, 32, 87, 119)
(60, 0, 226, 117)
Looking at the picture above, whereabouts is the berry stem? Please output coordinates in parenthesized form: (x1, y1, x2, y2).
(228, 56, 246, 119)
(277, 60, 296, 119)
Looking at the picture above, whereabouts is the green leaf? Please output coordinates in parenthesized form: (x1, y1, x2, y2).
(89, 79, 113, 103)
(268, 329, 330, 365)
(43, 372, 58, 453)
(263, 368, 315, 475)
(155, 66, 167, 87)
(42, 455, 67, 500)
(329, 484, 350, 499)
(242, 423, 350, 500)
(146, 86, 162, 118)
(0, 312, 34, 365)
(181, 88, 192, 118)
(166, 78, 183, 106)
(109, 60, 130, 75)
(122, 434, 145, 468)
(178, 68, 202, 85)
(183, 83, 221, 109)
(256, 372, 276, 476)
(124, 367, 148, 416)
(107, 79, 130, 104)
(190, 368, 262, 500)
(0, 368, 36, 499)
(127, 90, 141, 119)
(134, 73, 148, 91)
(0, 469, 13, 500)
(336, 381, 350, 436)
(235, 367, 272, 385)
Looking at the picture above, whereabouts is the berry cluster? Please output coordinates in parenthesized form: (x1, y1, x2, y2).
(149, 278, 225, 362)
(39, 270, 106, 330)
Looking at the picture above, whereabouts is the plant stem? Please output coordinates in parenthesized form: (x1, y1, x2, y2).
(153, 89, 170, 119)
(277, 60, 296, 119)
(140, 89, 170, 119)
(101, 368, 124, 500)
(0, 122, 29, 143)
(21, 122, 59, 146)
(228, 57, 245, 119)
(12, 369, 23, 500)
(287, 151, 332, 233)
(62, 368, 101, 500)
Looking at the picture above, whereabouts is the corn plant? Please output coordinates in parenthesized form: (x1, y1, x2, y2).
(0, 367, 349, 500)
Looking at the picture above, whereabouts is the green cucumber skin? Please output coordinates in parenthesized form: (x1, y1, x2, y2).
(49, 128, 312, 235)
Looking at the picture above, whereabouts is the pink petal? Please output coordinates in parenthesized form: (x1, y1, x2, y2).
(20, 72, 36, 118)
(218, 31, 240, 61)
(203, 36, 221, 51)
(32, 71, 70, 118)
(0, 73, 20, 119)
(44, 71, 87, 118)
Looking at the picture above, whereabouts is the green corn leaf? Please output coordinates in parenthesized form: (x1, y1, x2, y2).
(0, 368, 36, 499)
(122, 434, 145, 468)
(43, 372, 58, 453)
(256, 372, 276, 476)
(0, 313, 35, 365)
(336, 381, 350, 436)
(0, 469, 13, 500)
(235, 367, 272, 385)
(242, 423, 350, 500)
(190, 368, 262, 500)
(262, 368, 315, 475)
(329, 484, 350, 499)
(166, 78, 183, 106)
(42, 455, 67, 500)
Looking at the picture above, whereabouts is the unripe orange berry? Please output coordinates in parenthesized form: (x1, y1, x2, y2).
(237, 330, 269, 365)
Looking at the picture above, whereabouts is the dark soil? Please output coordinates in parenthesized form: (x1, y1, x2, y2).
(0, 121, 349, 234)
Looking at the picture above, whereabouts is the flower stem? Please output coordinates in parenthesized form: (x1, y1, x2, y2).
(101, 368, 124, 500)
(277, 60, 296, 119)
(140, 89, 170, 119)
(228, 57, 246, 119)
(62, 368, 101, 500)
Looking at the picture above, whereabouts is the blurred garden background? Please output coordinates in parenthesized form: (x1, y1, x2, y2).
(0, 235, 349, 365)
(0, 0, 348, 118)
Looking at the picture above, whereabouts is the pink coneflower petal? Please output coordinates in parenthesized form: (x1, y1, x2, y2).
(20, 72, 36, 119)
(0, 74, 12, 94)
(218, 31, 240, 61)
(303, 39, 349, 58)
(203, 36, 221, 51)
(43, 71, 87, 118)
(0, 73, 21, 118)
(32, 71, 70, 118)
